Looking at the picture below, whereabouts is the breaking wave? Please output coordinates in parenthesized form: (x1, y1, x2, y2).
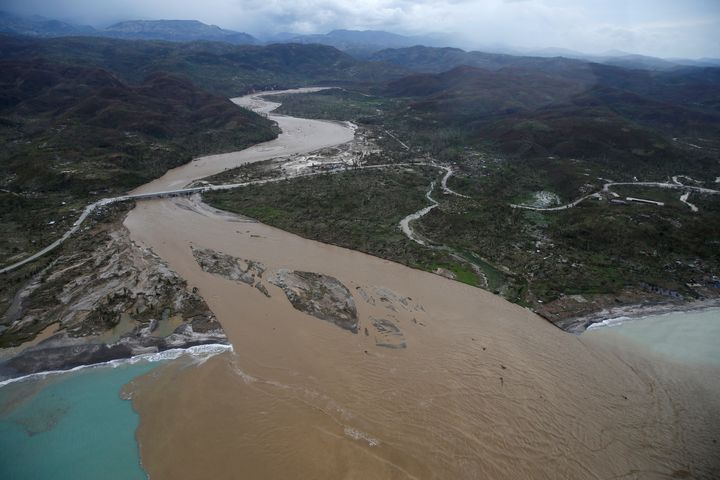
(0, 343, 233, 389)
(586, 316, 632, 330)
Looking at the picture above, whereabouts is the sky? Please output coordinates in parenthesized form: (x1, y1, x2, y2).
(3, 0, 719, 58)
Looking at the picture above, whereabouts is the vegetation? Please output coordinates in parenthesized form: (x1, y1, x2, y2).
(421, 167, 720, 301)
(0, 35, 408, 97)
(267, 88, 397, 122)
(0, 59, 277, 264)
(211, 86, 720, 324)
(205, 167, 484, 286)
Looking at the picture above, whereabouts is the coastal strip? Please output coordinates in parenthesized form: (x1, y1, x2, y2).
(0, 343, 232, 389)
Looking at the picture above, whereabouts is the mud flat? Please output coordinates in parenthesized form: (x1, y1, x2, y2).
(0, 204, 228, 381)
(124, 91, 720, 479)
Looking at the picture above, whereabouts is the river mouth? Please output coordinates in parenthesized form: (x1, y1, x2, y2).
(123, 90, 720, 479)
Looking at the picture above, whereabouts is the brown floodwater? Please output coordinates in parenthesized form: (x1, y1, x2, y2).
(124, 90, 720, 479)
(131, 88, 353, 195)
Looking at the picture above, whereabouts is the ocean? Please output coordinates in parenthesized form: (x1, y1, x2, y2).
(0, 362, 155, 480)
(584, 307, 720, 367)
(0, 345, 231, 479)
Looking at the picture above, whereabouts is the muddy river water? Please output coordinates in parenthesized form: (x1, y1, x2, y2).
(123, 90, 720, 479)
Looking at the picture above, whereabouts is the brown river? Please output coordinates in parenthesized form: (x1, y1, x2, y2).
(123, 89, 720, 479)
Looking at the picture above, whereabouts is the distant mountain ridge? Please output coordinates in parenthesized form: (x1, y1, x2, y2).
(2, 10, 717, 70)
(285, 29, 450, 57)
(369, 45, 591, 76)
(0, 11, 257, 44)
(103, 19, 256, 44)
(0, 10, 96, 37)
(370, 45, 720, 74)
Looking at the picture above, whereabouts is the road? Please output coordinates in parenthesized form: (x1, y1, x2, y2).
(511, 180, 720, 212)
(0, 189, 205, 274)
(0, 160, 460, 274)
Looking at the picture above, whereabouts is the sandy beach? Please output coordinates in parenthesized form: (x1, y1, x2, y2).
(123, 90, 720, 479)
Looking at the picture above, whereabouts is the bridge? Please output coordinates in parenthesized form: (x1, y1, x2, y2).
(1, 161, 446, 275)
(0, 187, 214, 274)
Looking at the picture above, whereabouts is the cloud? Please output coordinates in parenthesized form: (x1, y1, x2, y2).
(2, 0, 718, 57)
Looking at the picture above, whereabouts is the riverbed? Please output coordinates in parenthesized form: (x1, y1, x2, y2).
(121, 90, 720, 479)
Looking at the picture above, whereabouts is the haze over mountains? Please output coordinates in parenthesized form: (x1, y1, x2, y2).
(1, 10, 718, 71)
(0, 11, 257, 44)
(283, 29, 451, 58)
(2, 8, 719, 185)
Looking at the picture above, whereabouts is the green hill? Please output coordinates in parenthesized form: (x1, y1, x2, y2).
(0, 59, 277, 265)
(0, 35, 409, 96)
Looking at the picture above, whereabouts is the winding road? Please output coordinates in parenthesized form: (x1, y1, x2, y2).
(398, 166, 491, 287)
(398, 164, 468, 245)
(0, 88, 465, 276)
(511, 179, 720, 212)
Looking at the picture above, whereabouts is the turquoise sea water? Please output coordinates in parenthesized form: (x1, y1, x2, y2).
(584, 307, 720, 367)
(0, 362, 156, 480)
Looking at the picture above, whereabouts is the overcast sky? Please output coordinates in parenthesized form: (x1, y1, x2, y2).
(4, 0, 719, 58)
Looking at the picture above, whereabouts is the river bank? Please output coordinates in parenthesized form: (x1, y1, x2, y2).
(0, 202, 229, 382)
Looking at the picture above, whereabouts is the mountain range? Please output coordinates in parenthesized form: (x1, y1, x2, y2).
(0, 11, 257, 44)
(281, 29, 450, 57)
(0, 35, 408, 97)
(2, 10, 717, 71)
(370, 45, 720, 74)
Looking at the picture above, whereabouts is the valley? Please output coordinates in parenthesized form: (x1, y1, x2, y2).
(0, 14, 719, 479)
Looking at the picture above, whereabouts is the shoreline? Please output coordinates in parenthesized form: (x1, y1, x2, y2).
(575, 297, 720, 333)
(0, 343, 232, 389)
(3, 296, 715, 387)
